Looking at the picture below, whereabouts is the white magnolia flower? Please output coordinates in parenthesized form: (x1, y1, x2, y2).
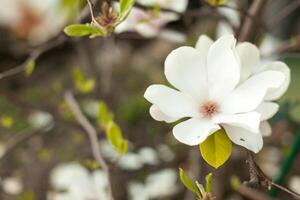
(2, 177, 23, 195)
(49, 163, 108, 200)
(137, 0, 188, 13)
(114, 5, 179, 38)
(128, 168, 177, 200)
(144, 34, 289, 153)
(0, 0, 68, 44)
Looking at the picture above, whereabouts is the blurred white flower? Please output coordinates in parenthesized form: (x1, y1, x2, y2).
(114, 4, 179, 38)
(28, 111, 54, 130)
(144, 34, 288, 153)
(138, 147, 160, 165)
(49, 163, 108, 200)
(137, 0, 188, 13)
(157, 144, 175, 162)
(289, 176, 300, 194)
(2, 177, 23, 195)
(0, 0, 68, 44)
(129, 168, 177, 199)
(118, 152, 144, 170)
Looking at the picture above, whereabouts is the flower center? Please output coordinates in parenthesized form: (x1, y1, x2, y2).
(200, 101, 219, 118)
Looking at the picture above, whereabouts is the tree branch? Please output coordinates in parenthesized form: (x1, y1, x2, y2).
(238, 0, 269, 42)
(64, 91, 114, 200)
(245, 150, 300, 199)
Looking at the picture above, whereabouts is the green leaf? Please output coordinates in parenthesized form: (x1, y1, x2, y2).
(206, 0, 226, 6)
(98, 101, 114, 126)
(195, 181, 205, 195)
(205, 173, 212, 192)
(179, 168, 201, 198)
(200, 129, 232, 168)
(72, 67, 95, 93)
(64, 24, 104, 37)
(106, 121, 128, 155)
(290, 104, 300, 123)
(119, 0, 134, 20)
(25, 60, 35, 76)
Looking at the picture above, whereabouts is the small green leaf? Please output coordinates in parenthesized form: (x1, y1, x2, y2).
(119, 0, 134, 21)
(64, 24, 104, 37)
(25, 60, 35, 76)
(179, 168, 201, 197)
(195, 181, 205, 195)
(72, 67, 95, 93)
(98, 101, 114, 126)
(205, 173, 212, 192)
(200, 129, 232, 168)
(106, 121, 128, 155)
(206, 0, 226, 6)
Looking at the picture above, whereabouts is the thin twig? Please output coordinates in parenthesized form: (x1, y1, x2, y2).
(238, 0, 269, 42)
(64, 91, 114, 200)
(245, 150, 300, 200)
(270, 0, 300, 30)
(87, 0, 97, 22)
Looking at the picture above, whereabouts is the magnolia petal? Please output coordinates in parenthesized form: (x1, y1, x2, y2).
(260, 121, 272, 137)
(149, 105, 179, 123)
(173, 118, 220, 146)
(256, 102, 279, 121)
(223, 125, 263, 153)
(144, 84, 199, 118)
(207, 35, 240, 99)
(262, 61, 291, 101)
(213, 112, 261, 133)
(236, 42, 260, 82)
(164, 46, 208, 102)
(195, 35, 213, 59)
(222, 70, 285, 114)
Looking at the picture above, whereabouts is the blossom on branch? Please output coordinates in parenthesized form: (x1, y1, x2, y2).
(144, 35, 290, 153)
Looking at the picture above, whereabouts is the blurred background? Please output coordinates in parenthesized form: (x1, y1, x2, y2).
(0, 0, 300, 199)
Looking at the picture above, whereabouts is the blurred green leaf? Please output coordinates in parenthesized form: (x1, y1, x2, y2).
(205, 173, 212, 192)
(106, 121, 128, 155)
(18, 191, 35, 200)
(200, 129, 232, 169)
(119, 0, 135, 21)
(290, 104, 300, 123)
(64, 24, 104, 37)
(0, 115, 14, 128)
(98, 101, 114, 126)
(179, 168, 201, 198)
(72, 67, 95, 94)
(206, 0, 226, 6)
(25, 60, 35, 77)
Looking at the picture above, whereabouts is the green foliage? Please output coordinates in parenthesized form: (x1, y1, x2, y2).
(290, 104, 300, 123)
(205, 173, 212, 192)
(179, 168, 201, 197)
(18, 191, 35, 200)
(106, 121, 128, 155)
(200, 129, 232, 169)
(25, 60, 36, 77)
(119, 0, 135, 21)
(64, 24, 104, 37)
(72, 67, 95, 94)
(206, 0, 226, 6)
(98, 101, 114, 125)
(64, 0, 135, 38)
(179, 168, 215, 199)
(98, 101, 128, 155)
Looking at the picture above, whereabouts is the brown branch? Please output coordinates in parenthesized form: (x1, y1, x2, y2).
(238, 0, 269, 42)
(245, 150, 300, 200)
(64, 91, 114, 200)
(270, 0, 300, 30)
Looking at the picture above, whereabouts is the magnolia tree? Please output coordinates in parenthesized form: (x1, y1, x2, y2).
(0, 0, 300, 200)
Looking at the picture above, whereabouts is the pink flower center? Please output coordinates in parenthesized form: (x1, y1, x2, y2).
(200, 101, 219, 118)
